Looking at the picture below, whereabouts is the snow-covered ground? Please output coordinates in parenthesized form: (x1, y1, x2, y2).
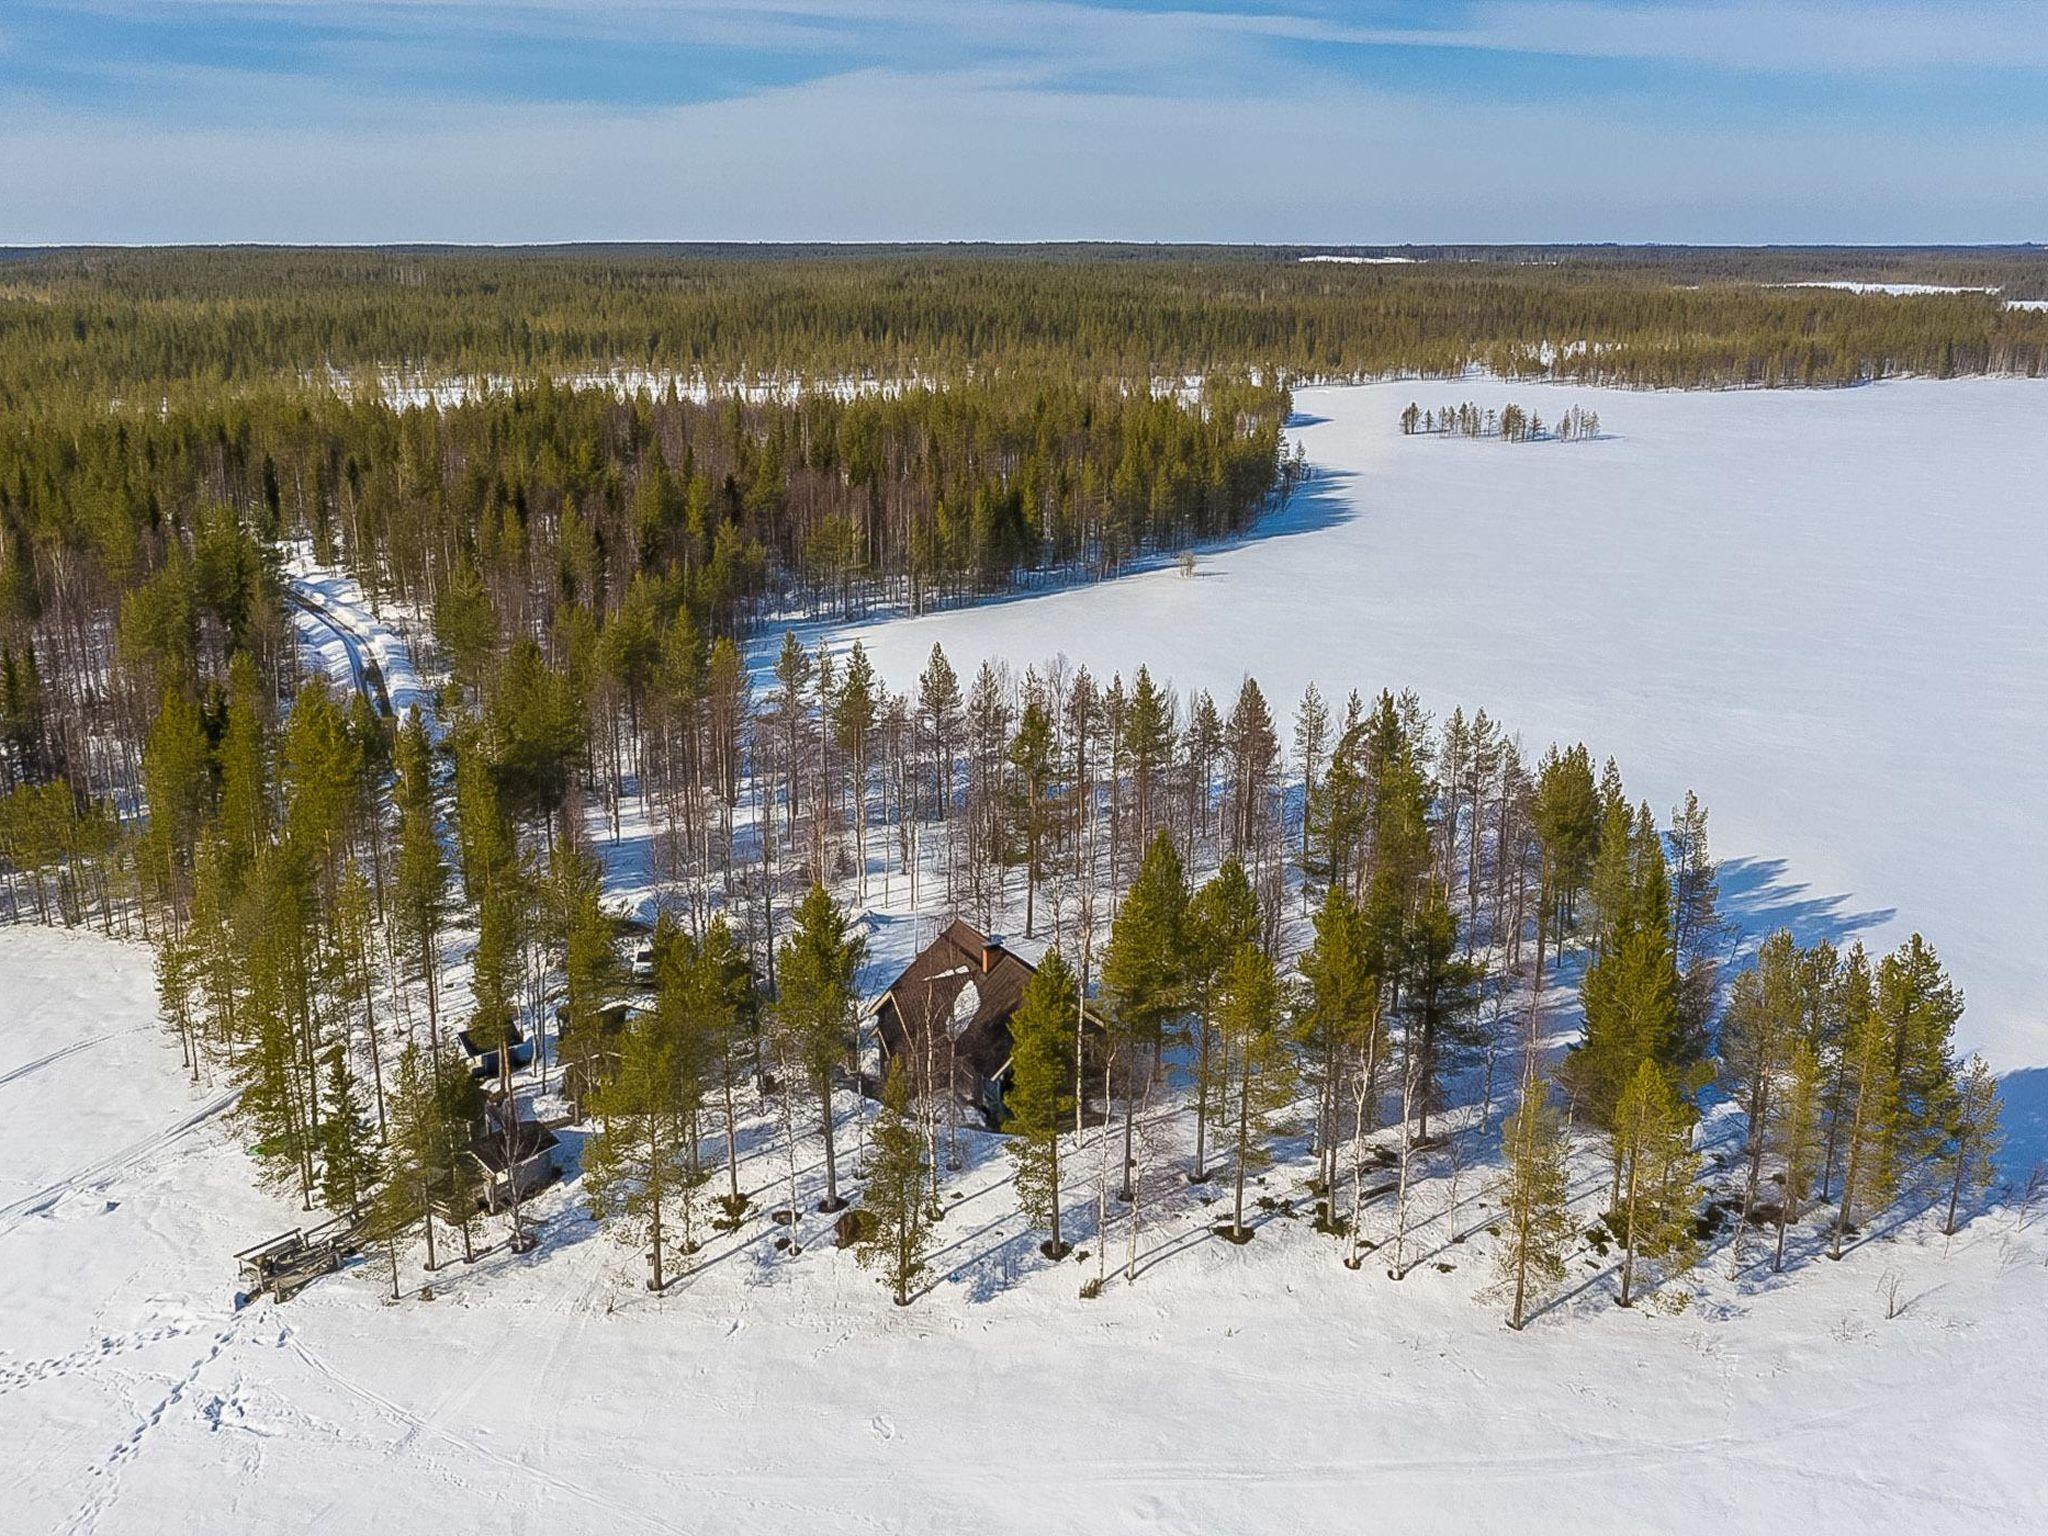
(839, 377, 2048, 1080)
(8, 377, 2048, 1533)
(4, 925, 2046, 1535)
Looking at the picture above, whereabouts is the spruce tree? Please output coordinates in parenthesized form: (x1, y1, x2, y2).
(1400, 885, 1479, 1143)
(1008, 949, 1079, 1259)
(318, 1042, 383, 1220)
(1007, 691, 1058, 938)
(858, 1061, 933, 1305)
(215, 652, 269, 889)
(391, 706, 448, 1046)
(832, 641, 880, 902)
(1667, 790, 1726, 1046)
(140, 689, 212, 918)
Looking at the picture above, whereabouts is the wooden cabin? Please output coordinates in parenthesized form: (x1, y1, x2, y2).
(867, 918, 1100, 1131)
(462, 1121, 561, 1213)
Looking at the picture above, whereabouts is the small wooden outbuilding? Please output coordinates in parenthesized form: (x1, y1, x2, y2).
(462, 1121, 561, 1214)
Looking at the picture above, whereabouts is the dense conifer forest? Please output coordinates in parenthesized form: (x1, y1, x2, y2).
(4, 244, 2046, 404)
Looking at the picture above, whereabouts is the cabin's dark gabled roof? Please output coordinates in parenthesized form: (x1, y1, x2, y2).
(880, 918, 1039, 1042)
(456, 1021, 527, 1058)
(468, 1121, 559, 1174)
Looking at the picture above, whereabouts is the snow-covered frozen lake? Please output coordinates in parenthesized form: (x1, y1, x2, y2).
(840, 377, 2048, 1073)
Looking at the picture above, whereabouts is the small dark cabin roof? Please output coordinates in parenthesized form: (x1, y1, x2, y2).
(468, 1121, 559, 1173)
(457, 1021, 527, 1057)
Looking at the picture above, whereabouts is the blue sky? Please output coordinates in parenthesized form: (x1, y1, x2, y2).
(4, 0, 2045, 243)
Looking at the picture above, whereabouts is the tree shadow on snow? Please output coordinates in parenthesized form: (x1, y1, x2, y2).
(1715, 856, 1894, 956)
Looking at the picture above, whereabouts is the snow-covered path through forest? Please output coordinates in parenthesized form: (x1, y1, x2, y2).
(838, 376, 2048, 1077)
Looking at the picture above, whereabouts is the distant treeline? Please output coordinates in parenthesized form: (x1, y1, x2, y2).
(4, 247, 2047, 406)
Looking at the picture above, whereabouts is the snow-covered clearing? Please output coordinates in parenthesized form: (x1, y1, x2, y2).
(328, 368, 932, 411)
(1774, 281, 2000, 297)
(4, 925, 2046, 1535)
(839, 377, 2048, 1081)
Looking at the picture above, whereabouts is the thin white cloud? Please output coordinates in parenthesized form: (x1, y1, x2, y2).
(54, 0, 2048, 72)
(5, 63, 2043, 244)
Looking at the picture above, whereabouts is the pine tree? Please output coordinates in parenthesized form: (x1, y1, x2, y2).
(382, 1039, 451, 1275)
(1492, 1084, 1572, 1329)
(1830, 945, 1898, 1259)
(1008, 948, 1079, 1259)
(1939, 1054, 2002, 1238)
(687, 917, 756, 1220)
(1874, 933, 1964, 1166)
(585, 1007, 702, 1290)
(1186, 858, 1259, 1183)
(1610, 1060, 1702, 1308)
(1569, 809, 1688, 1144)
(391, 706, 448, 1046)
(1007, 690, 1058, 939)
(1721, 930, 1802, 1270)
(553, 842, 617, 1116)
(1100, 828, 1187, 1201)
(1215, 942, 1294, 1242)
(1768, 1038, 1825, 1272)
(858, 1061, 933, 1305)
(1295, 882, 1381, 1223)
(773, 882, 865, 1212)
